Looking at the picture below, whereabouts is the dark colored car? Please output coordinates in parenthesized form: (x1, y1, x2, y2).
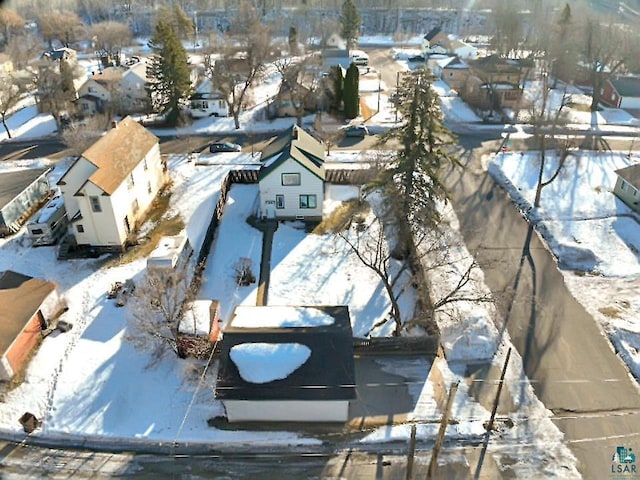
(408, 54, 426, 63)
(209, 142, 242, 153)
(342, 125, 369, 138)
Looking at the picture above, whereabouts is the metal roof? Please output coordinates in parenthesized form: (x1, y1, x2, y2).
(0, 168, 48, 210)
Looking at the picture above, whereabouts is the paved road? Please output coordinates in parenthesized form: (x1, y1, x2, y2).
(446, 135, 640, 479)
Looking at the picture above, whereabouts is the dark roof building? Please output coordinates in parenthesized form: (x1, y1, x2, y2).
(216, 305, 356, 422)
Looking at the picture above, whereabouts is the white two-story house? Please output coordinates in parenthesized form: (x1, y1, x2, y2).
(258, 125, 325, 221)
(57, 116, 167, 251)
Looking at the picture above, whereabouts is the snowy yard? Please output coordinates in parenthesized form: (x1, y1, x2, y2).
(489, 150, 640, 380)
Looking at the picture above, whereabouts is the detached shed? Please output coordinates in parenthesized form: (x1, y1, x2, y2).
(0, 169, 50, 236)
(215, 305, 356, 423)
(0, 271, 60, 380)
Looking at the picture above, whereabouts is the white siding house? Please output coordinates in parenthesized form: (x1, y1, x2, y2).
(57, 116, 166, 251)
(258, 125, 326, 221)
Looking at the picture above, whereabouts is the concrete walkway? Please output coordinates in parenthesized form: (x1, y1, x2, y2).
(255, 219, 278, 306)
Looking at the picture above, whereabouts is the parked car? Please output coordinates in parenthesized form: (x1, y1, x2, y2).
(209, 142, 241, 153)
(342, 125, 369, 138)
(408, 54, 426, 63)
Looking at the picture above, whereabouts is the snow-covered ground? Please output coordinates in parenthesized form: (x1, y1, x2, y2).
(1, 42, 636, 477)
(489, 150, 640, 380)
(0, 148, 579, 476)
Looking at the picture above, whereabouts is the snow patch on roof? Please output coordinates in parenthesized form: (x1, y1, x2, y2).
(231, 306, 335, 328)
(230, 342, 311, 383)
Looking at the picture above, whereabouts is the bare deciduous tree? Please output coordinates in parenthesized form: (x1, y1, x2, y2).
(203, 2, 272, 129)
(61, 114, 111, 155)
(0, 76, 26, 138)
(0, 8, 25, 48)
(126, 264, 197, 362)
(338, 214, 410, 337)
(273, 55, 322, 126)
(90, 21, 132, 67)
(37, 11, 85, 48)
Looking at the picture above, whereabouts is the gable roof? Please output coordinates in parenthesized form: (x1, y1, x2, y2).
(424, 26, 442, 42)
(80, 116, 158, 195)
(441, 56, 469, 70)
(0, 271, 56, 355)
(215, 305, 356, 401)
(609, 76, 640, 98)
(616, 163, 640, 187)
(258, 125, 326, 182)
(0, 168, 48, 210)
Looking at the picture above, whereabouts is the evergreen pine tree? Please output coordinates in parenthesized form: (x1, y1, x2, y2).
(372, 68, 459, 235)
(343, 63, 359, 119)
(146, 21, 192, 126)
(333, 65, 344, 111)
(340, 0, 361, 50)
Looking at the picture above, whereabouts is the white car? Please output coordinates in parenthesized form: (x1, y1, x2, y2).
(350, 50, 369, 66)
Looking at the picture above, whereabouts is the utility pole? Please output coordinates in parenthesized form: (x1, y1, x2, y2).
(427, 381, 459, 478)
(405, 424, 417, 480)
(486, 347, 512, 432)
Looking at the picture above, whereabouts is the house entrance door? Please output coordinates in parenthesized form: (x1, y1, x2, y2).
(265, 201, 276, 219)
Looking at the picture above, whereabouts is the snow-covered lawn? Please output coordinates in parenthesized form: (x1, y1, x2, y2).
(489, 150, 640, 380)
(0, 105, 57, 142)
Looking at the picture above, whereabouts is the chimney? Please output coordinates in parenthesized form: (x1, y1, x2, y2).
(111, 120, 118, 129)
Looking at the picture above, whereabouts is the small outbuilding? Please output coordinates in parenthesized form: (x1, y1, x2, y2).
(0, 271, 61, 381)
(215, 305, 356, 423)
(0, 169, 50, 236)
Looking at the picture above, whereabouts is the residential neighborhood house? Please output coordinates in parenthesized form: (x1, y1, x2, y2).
(57, 116, 167, 252)
(422, 26, 449, 54)
(0, 168, 50, 237)
(463, 54, 534, 111)
(0, 271, 61, 381)
(258, 125, 326, 221)
(436, 56, 470, 91)
(215, 305, 356, 423)
(189, 77, 228, 118)
(600, 75, 640, 109)
(76, 62, 150, 116)
(613, 163, 640, 213)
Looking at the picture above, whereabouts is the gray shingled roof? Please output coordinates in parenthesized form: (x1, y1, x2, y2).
(610, 77, 640, 98)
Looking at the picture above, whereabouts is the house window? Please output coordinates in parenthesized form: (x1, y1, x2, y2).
(88, 86, 95, 93)
(299, 194, 317, 209)
(77, 224, 84, 233)
(621, 180, 627, 191)
(143, 158, 148, 171)
(132, 198, 139, 212)
(90, 196, 101, 212)
(82, 103, 89, 111)
(276, 195, 285, 209)
(147, 181, 152, 194)
(449, 72, 453, 77)
(282, 173, 301, 186)
(611, 93, 616, 101)
(128, 173, 135, 189)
